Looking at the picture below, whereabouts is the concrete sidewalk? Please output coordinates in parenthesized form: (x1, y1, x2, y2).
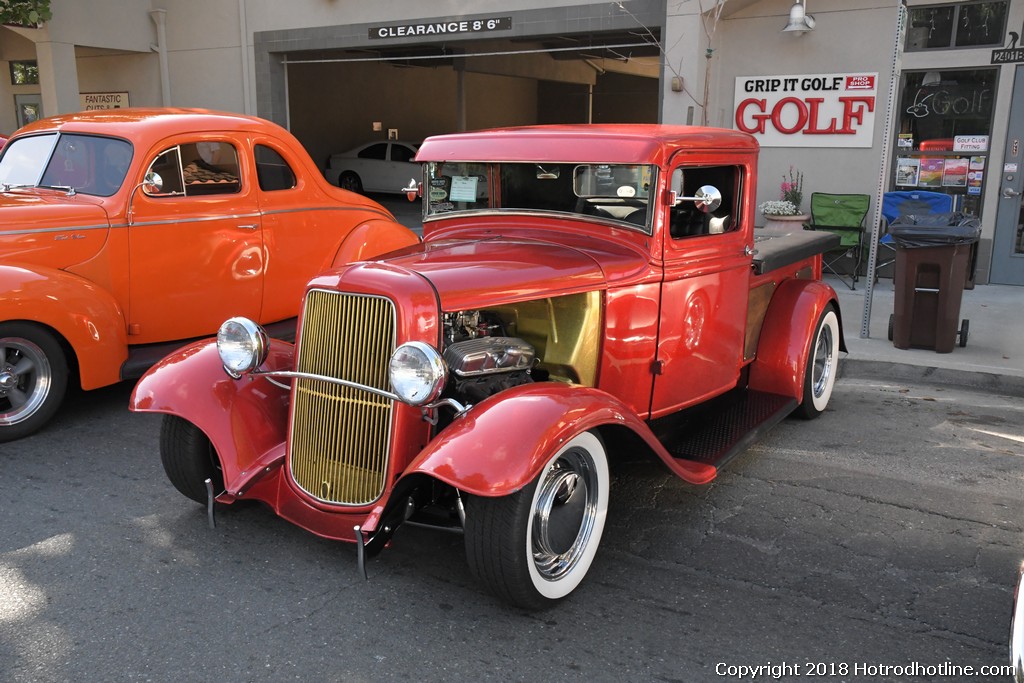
(831, 275, 1024, 395)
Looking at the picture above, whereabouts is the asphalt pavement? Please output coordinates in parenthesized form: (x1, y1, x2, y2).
(2, 369, 1020, 682)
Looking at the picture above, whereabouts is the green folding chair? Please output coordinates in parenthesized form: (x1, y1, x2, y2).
(805, 192, 871, 290)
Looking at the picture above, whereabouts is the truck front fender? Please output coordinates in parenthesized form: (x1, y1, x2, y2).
(330, 218, 420, 268)
(748, 278, 845, 401)
(129, 338, 295, 492)
(0, 263, 128, 390)
(401, 382, 718, 496)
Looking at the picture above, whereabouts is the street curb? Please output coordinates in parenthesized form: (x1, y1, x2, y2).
(840, 358, 1024, 398)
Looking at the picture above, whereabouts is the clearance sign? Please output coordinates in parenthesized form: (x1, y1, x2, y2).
(734, 73, 878, 148)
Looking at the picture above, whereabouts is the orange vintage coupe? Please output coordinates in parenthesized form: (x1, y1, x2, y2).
(0, 108, 419, 442)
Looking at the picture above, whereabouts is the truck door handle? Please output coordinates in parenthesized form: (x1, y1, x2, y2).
(237, 223, 259, 230)
(1003, 187, 1020, 199)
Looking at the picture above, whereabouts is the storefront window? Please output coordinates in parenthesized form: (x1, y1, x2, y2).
(893, 68, 997, 216)
(906, 1, 1007, 50)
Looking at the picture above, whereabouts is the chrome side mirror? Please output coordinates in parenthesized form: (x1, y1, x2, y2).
(402, 177, 420, 202)
(127, 172, 164, 227)
(143, 171, 163, 194)
(675, 185, 723, 214)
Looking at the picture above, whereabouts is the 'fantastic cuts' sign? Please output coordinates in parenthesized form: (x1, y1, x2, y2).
(734, 73, 878, 148)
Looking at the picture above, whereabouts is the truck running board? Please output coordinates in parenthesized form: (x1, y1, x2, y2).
(650, 389, 797, 471)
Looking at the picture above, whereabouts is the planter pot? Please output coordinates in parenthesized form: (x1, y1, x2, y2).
(762, 213, 809, 231)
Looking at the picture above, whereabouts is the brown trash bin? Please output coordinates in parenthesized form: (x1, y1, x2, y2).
(887, 213, 981, 354)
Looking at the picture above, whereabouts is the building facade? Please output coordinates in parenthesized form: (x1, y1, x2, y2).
(2, 0, 1021, 285)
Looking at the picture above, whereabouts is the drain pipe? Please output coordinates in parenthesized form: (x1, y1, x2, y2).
(238, 0, 252, 114)
(150, 9, 171, 106)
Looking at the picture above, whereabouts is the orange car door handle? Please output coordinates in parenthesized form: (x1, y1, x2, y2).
(237, 223, 259, 231)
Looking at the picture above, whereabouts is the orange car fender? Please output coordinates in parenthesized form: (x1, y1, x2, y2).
(130, 338, 295, 493)
(330, 218, 420, 267)
(400, 382, 718, 496)
(0, 263, 128, 390)
(748, 279, 845, 401)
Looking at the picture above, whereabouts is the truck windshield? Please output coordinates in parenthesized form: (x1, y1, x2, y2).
(423, 161, 657, 234)
(0, 133, 133, 197)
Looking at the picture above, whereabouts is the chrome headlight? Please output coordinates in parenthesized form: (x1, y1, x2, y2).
(389, 341, 447, 406)
(217, 317, 268, 378)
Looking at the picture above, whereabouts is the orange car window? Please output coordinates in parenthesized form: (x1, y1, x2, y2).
(145, 142, 241, 198)
(181, 142, 240, 196)
(255, 144, 296, 191)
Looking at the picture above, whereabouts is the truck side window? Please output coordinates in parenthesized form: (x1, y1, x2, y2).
(669, 165, 739, 239)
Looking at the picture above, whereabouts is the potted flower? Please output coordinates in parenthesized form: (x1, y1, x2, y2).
(759, 167, 808, 230)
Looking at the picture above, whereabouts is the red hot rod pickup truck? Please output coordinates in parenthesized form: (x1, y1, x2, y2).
(130, 124, 844, 609)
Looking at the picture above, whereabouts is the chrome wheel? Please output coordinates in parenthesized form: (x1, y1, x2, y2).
(810, 320, 835, 401)
(530, 439, 605, 586)
(0, 323, 68, 442)
(0, 336, 50, 426)
(465, 430, 609, 609)
(795, 307, 840, 419)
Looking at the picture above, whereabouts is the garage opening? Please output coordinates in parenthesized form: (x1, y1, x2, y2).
(284, 30, 662, 178)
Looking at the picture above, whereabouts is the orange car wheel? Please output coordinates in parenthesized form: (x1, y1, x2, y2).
(0, 322, 69, 442)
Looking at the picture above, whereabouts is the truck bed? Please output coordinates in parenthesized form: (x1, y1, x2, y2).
(752, 226, 841, 275)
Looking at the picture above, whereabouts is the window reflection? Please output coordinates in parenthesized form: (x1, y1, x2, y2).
(893, 68, 997, 218)
(906, 2, 1007, 50)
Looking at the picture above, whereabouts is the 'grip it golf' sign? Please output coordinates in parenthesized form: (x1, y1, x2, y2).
(734, 73, 878, 148)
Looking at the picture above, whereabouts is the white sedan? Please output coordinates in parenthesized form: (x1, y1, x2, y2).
(324, 140, 420, 194)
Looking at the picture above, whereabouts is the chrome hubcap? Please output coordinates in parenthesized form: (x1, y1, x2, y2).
(0, 337, 52, 426)
(811, 324, 834, 399)
(531, 448, 599, 581)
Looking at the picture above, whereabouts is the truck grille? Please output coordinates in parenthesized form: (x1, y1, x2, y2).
(289, 290, 396, 506)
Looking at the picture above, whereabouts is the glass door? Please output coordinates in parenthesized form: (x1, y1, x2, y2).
(991, 66, 1024, 285)
(892, 68, 998, 217)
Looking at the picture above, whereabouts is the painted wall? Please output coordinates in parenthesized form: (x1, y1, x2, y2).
(690, 0, 902, 219)
(240, 0, 607, 34)
(151, 0, 246, 111)
(76, 53, 162, 111)
(0, 30, 39, 134)
(47, 0, 152, 51)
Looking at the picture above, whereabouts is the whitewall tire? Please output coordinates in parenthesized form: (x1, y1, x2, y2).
(795, 306, 840, 419)
(464, 430, 610, 609)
